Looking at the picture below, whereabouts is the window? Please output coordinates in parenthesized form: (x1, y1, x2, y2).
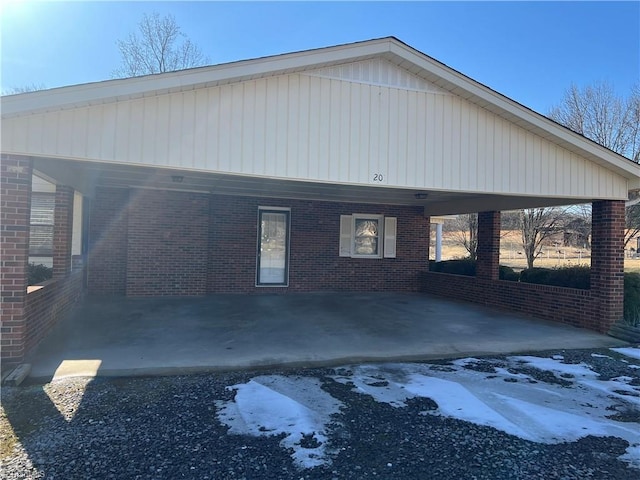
(257, 207, 291, 286)
(340, 214, 397, 259)
(30, 193, 55, 256)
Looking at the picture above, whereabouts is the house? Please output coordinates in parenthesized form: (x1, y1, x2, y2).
(2, 37, 639, 365)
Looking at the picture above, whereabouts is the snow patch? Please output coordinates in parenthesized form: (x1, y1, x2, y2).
(215, 376, 342, 469)
(332, 357, 640, 468)
(611, 347, 640, 361)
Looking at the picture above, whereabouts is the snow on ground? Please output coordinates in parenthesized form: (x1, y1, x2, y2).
(215, 350, 640, 470)
(611, 347, 640, 360)
(215, 375, 343, 468)
(333, 355, 640, 469)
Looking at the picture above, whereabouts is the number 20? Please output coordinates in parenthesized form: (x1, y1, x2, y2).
(373, 173, 384, 182)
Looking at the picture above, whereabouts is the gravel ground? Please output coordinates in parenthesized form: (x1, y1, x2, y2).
(1, 347, 639, 480)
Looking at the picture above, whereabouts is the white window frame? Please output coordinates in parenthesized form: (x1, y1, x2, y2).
(340, 214, 397, 259)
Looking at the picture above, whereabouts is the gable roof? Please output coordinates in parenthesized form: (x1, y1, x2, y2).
(2, 36, 639, 190)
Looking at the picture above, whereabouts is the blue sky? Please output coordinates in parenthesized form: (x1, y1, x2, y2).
(1, 1, 638, 115)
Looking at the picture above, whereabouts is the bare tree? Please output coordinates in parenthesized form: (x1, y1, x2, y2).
(627, 193, 640, 248)
(449, 214, 478, 260)
(549, 81, 640, 162)
(519, 208, 565, 269)
(113, 12, 209, 78)
(2, 83, 46, 95)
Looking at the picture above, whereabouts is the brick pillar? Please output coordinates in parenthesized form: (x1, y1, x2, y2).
(53, 185, 74, 278)
(0, 155, 32, 364)
(476, 211, 500, 280)
(591, 200, 625, 332)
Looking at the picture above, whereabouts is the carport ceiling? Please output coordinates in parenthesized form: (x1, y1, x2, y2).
(33, 156, 581, 216)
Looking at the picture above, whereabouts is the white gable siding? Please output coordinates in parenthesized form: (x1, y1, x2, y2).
(1, 71, 629, 199)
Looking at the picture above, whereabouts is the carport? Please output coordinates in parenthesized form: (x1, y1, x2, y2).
(2, 37, 639, 368)
(26, 292, 622, 381)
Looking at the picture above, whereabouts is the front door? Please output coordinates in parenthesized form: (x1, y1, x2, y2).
(257, 209, 290, 286)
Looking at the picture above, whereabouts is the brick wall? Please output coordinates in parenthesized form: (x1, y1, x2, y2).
(420, 272, 598, 330)
(88, 187, 129, 294)
(89, 188, 429, 295)
(126, 189, 210, 296)
(53, 185, 74, 278)
(208, 195, 429, 293)
(25, 271, 84, 353)
(0, 155, 32, 363)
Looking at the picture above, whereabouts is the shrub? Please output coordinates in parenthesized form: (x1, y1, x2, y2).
(624, 273, 640, 327)
(429, 258, 476, 276)
(28, 263, 53, 285)
(519, 266, 591, 290)
(499, 265, 520, 281)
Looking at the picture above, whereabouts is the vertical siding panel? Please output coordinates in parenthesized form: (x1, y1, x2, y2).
(441, 97, 452, 188)
(193, 89, 209, 170)
(58, 110, 74, 157)
(275, 76, 289, 176)
(532, 135, 542, 194)
(42, 111, 59, 156)
(459, 102, 470, 190)
(114, 102, 131, 162)
(307, 76, 321, 180)
(358, 83, 371, 183)
(253, 79, 267, 175)
(348, 80, 361, 183)
(167, 94, 183, 166)
(127, 100, 143, 163)
(377, 86, 389, 184)
(499, 119, 510, 193)
(86, 106, 103, 160)
(218, 84, 232, 173)
(561, 149, 572, 193)
(101, 104, 117, 161)
(433, 94, 444, 188)
(140, 97, 155, 165)
(414, 91, 426, 187)
(397, 89, 409, 186)
(467, 105, 478, 191)
(11, 116, 28, 152)
(338, 80, 351, 181)
(297, 75, 310, 179)
(230, 84, 244, 173)
(538, 139, 548, 195)
(316, 77, 330, 180)
(406, 90, 418, 187)
(154, 95, 171, 165)
(29, 114, 45, 154)
(478, 110, 489, 191)
(450, 97, 462, 189)
(487, 113, 502, 192)
(387, 88, 399, 185)
(206, 87, 220, 171)
(424, 93, 436, 188)
(242, 81, 256, 174)
(181, 92, 196, 168)
(328, 79, 341, 180)
(286, 75, 300, 177)
(368, 86, 380, 183)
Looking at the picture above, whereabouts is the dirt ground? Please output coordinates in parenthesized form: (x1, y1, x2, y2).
(431, 230, 640, 273)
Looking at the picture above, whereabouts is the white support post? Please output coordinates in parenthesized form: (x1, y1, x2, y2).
(435, 223, 443, 262)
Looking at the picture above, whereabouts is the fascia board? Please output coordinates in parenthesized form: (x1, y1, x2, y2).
(0, 39, 392, 118)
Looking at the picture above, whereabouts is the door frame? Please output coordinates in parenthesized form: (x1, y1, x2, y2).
(256, 206, 291, 287)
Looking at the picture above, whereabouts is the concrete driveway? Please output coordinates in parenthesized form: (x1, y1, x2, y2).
(25, 292, 625, 381)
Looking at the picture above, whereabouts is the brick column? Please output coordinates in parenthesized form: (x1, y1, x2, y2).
(0, 155, 32, 364)
(591, 200, 625, 332)
(53, 185, 74, 278)
(476, 211, 501, 280)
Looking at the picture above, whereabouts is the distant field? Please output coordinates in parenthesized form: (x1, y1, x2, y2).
(431, 229, 640, 273)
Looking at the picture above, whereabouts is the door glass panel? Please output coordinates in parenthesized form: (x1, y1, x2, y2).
(258, 211, 289, 285)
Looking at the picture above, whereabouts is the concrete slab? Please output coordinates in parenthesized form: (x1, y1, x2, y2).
(26, 293, 627, 381)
